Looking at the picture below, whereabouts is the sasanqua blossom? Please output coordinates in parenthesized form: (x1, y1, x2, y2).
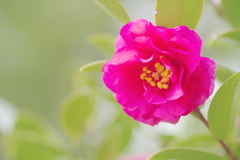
(102, 19, 216, 126)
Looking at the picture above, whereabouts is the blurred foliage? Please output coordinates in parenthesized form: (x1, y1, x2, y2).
(6, 109, 75, 160)
(155, 0, 203, 29)
(80, 60, 106, 72)
(149, 147, 225, 160)
(222, 0, 240, 28)
(59, 93, 95, 139)
(87, 33, 115, 57)
(208, 73, 240, 141)
(216, 65, 236, 83)
(210, 30, 240, 49)
(0, 0, 110, 116)
(93, 0, 131, 24)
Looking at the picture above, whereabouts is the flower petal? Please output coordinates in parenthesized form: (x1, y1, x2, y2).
(102, 19, 216, 126)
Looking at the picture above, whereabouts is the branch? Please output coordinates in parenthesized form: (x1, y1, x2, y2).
(194, 108, 238, 160)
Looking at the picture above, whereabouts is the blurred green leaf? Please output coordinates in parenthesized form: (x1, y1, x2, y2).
(222, 0, 240, 27)
(234, 145, 240, 159)
(208, 72, 240, 140)
(14, 109, 52, 134)
(150, 147, 225, 160)
(94, 126, 131, 160)
(115, 111, 139, 128)
(219, 30, 240, 42)
(8, 110, 75, 160)
(93, 0, 130, 24)
(80, 60, 106, 72)
(0, 0, 109, 118)
(93, 112, 136, 160)
(216, 65, 235, 83)
(10, 138, 74, 160)
(175, 134, 218, 150)
(155, 0, 203, 29)
(88, 33, 115, 57)
(60, 93, 94, 139)
(159, 135, 176, 147)
(211, 30, 240, 48)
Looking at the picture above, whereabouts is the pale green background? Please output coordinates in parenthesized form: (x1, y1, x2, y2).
(0, 0, 240, 160)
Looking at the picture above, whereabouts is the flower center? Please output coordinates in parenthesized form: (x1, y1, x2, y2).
(140, 59, 172, 89)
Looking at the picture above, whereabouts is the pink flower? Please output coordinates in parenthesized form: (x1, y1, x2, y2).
(102, 19, 216, 126)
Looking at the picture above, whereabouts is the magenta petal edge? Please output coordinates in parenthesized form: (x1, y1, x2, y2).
(102, 19, 216, 126)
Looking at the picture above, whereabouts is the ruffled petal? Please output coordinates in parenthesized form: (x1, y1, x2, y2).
(124, 106, 161, 126)
(189, 57, 216, 108)
(169, 26, 202, 54)
(102, 19, 216, 126)
(115, 35, 127, 51)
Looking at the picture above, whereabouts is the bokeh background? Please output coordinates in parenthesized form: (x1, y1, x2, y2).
(0, 0, 239, 160)
(0, 0, 110, 117)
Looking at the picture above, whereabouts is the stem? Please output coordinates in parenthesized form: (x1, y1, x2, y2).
(194, 108, 238, 160)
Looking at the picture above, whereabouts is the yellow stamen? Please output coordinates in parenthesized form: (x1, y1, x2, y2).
(152, 72, 160, 81)
(156, 65, 164, 73)
(146, 70, 152, 74)
(142, 67, 147, 71)
(159, 56, 163, 59)
(157, 82, 163, 89)
(140, 73, 147, 80)
(150, 81, 156, 87)
(161, 77, 170, 83)
(140, 63, 171, 90)
(146, 77, 153, 83)
(161, 69, 170, 77)
(162, 84, 169, 89)
(154, 63, 160, 68)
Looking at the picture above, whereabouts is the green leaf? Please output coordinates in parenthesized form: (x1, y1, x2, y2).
(234, 145, 240, 159)
(59, 93, 94, 138)
(159, 135, 176, 147)
(88, 33, 115, 57)
(8, 110, 75, 160)
(14, 109, 53, 134)
(211, 30, 240, 48)
(175, 134, 219, 151)
(93, 0, 130, 24)
(94, 126, 132, 160)
(216, 65, 235, 83)
(222, 0, 240, 28)
(150, 147, 225, 160)
(93, 112, 135, 160)
(80, 60, 106, 72)
(219, 30, 240, 42)
(208, 72, 240, 140)
(9, 138, 74, 160)
(155, 0, 204, 29)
